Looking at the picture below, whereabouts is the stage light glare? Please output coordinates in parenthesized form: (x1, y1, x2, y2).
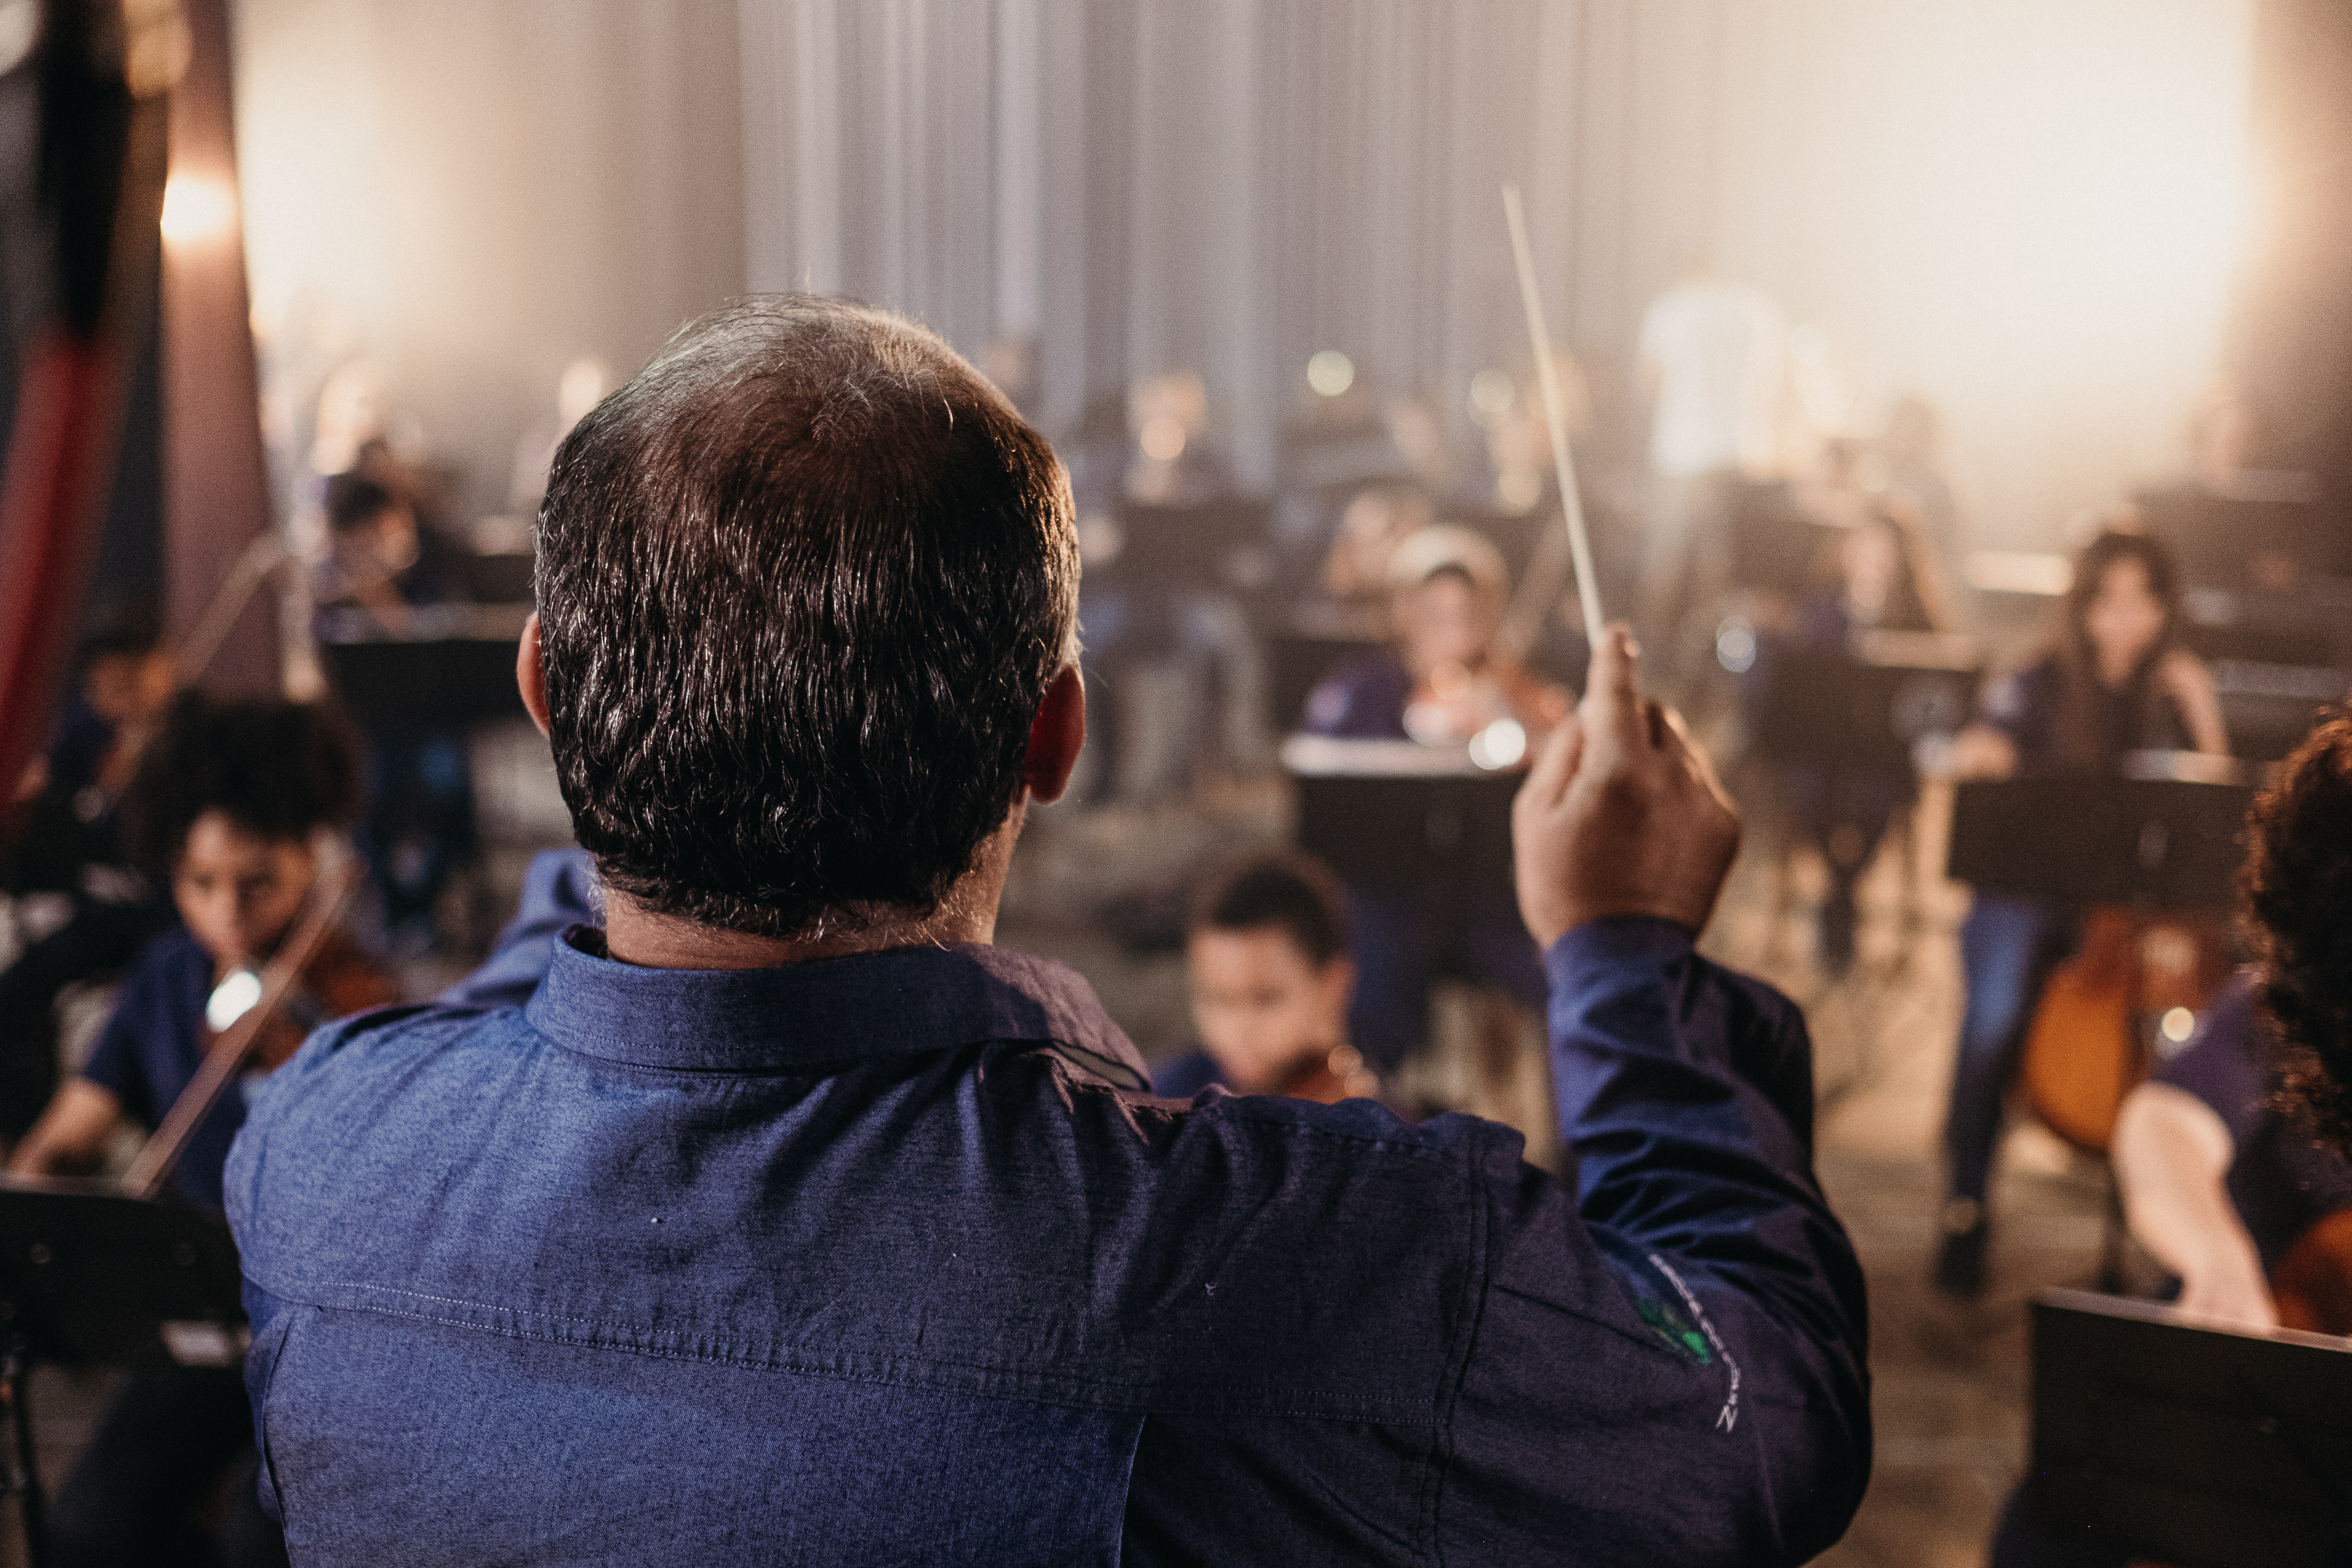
(1468, 718, 1526, 772)
(2159, 1007, 2197, 1047)
(1138, 414, 1188, 463)
(206, 968, 263, 1032)
(1715, 617, 1758, 676)
(161, 173, 238, 248)
(1468, 368, 1515, 422)
(1306, 350, 1355, 397)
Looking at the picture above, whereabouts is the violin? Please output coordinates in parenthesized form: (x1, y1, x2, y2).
(119, 858, 383, 1198)
(2019, 907, 2234, 1154)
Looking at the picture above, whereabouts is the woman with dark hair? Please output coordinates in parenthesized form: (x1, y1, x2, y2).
(1933, 529, 2228, 1296)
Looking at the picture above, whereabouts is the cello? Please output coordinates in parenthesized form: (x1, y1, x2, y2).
(2019, 905, 2234, 1155)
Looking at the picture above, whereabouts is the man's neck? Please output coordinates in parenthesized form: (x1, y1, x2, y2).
(600, 891, 993, 970)
(599, 803, 1024, 971)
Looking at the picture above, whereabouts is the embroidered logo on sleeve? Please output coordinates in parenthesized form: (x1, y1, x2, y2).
(1646, 1251, 1742, 1434)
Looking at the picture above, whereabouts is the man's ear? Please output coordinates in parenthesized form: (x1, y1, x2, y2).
(1021, 666, 1086, 804)
(517, 613, 552, 738)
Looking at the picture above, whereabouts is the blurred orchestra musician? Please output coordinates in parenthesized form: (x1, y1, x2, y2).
(1302, 526, 1570, 1074)
(8, 696, 394, 1568)
(1875, 395, 1963, 581)
(0, 603, 182, 1138)
(1122, 369, 1234, 507)
(314, 449, 467, 637)
(2240, 707, 2352, 1315)
(1318, 482, 1433, 606)
(1767, 502, 1954, 978)
(316, 453, 479, 950)
(1934, 529, 2230, 1297)
(1636, 259, 1787, 691)
(1152, 851, 1378, 1104)
(2111, 974, 2352, 1332)
(1990, 710, 2352, 1568)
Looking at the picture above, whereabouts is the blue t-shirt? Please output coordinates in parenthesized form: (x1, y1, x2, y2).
(1976, 653, 2193, 776)
(80, 927, 241, 1212)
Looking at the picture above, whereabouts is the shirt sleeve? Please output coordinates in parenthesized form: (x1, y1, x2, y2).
(1441, 917, 1870, 1564)
(436, 849, 600, 1011)
(79, 968, 156, 1121)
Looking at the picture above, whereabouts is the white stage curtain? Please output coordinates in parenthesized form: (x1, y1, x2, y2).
(741, 0, 2255, 541)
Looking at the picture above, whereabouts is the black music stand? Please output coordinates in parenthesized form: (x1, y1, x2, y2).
(1750, 647, 1980, 767)
(0, 1179, 246, 1564)
(1285, 738, 1519, 896)
(2028, 1288, 2352, 1567)
(1947, 775, 2254, 912)
(318, 635, 532, 734)
(1098, 499, 1273, 594)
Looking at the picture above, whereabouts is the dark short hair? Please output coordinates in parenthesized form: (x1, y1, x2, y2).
(535, 296, 1078, 937)
(324, 472, 400, 534)
(2246, 708, 2352, 1149)
(123, 694, 362, 878)
(1188, 852, 1351, 968)
(78, 596, 164, 666)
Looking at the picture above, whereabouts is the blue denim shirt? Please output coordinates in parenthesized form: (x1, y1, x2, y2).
(227, 914, 1867, 1564)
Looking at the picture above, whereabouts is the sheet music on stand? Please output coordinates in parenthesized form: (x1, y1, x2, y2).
(2029, 1288, 2352, 1567)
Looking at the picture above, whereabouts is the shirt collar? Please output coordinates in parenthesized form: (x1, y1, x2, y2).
(522, 930, 1150, 1089)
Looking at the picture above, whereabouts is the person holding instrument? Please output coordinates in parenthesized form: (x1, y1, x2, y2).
(1987, 710, 2352, 1568)
(6, 694, 392, 1568)
(0, 601, 182, 1138)
(1934, 529, 2229, 1297)
(1302, 527, 1572, 1075)
(2110, 974, 2352, 1332)
(228, 298, 1866, 1563)
(1152, 851, 1378, 1105)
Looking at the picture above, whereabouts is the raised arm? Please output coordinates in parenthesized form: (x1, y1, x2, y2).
(1439, 628, 1868, 1563)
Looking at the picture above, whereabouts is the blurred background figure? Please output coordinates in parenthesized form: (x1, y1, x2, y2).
(0, 603, 183, 1141)
(1875, 394, 1966, 597)
(507, 356, 612, 521)
(1757, 503, 1954, 978)
(1636, 259, 1787, 694)
(1123, 370, 1231, 506)
(1303, 527, 1567, 1075)
(9, 694, 391, 1568)
(1319, 483, 1434, 607)
(1935, 529, 2228, 1298)
(316, 457, 479, 952)
(1153, 851, 1377, 1104)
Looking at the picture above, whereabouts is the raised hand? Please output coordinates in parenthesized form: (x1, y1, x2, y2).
(1511, 624, 1741, 947)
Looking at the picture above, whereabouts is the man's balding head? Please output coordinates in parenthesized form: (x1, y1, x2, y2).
(535, 296, 1078, 938)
